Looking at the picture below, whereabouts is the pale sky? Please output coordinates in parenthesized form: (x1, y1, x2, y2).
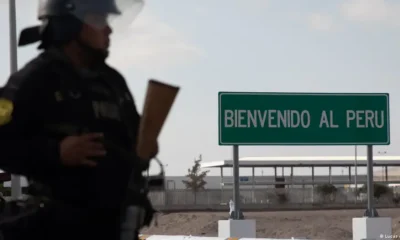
(0, 0, 399, 180)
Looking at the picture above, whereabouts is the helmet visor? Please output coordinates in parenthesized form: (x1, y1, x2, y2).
(72, 0, 144, 30)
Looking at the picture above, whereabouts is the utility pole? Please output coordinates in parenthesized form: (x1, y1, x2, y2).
(9, 0, 22, 200)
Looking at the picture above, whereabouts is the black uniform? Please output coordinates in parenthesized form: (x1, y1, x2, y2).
(0, 47, 142, 240)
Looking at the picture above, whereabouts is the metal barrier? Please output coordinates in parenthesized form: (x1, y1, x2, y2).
(149, 188, 326, 206)
(148, 188, 396, 207)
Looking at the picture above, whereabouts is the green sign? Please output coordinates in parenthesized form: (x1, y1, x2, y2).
(218, 92, 390, 146)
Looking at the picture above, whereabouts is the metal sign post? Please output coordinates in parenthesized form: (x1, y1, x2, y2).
(9, 0, 22, 200)
(232, 145, 240, 219)
(366, 145, 377, 217)
(354, 145, 358, 203)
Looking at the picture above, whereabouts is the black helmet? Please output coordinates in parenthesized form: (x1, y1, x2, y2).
(38, 0, 121, 20)
(19, 0, 144, 47)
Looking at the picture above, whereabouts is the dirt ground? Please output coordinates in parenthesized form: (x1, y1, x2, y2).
(141, 208, 400, 239)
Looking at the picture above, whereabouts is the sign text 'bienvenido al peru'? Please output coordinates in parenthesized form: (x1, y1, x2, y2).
(218, 92, 390, 145)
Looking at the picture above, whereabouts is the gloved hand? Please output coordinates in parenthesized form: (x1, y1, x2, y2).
(60, 133, 106, 167)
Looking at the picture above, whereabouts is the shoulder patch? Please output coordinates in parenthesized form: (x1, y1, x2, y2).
(0, 98, 14, 126)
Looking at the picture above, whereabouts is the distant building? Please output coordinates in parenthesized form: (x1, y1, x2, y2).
(167, 175, 372, 190)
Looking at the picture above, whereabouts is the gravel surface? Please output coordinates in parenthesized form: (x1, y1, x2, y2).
(141, 208, 400, 239)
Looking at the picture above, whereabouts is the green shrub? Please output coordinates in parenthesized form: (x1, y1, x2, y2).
(276, 192, 288, 204)
(315, 184, 337, 202)
(358, 183, 392, 199)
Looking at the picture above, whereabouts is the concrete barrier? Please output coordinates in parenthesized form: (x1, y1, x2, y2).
(218, 219, 256, 238)
(352, 217, 392, 240)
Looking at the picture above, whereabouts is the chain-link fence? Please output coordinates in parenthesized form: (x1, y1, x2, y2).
(148, 187, 400, 209)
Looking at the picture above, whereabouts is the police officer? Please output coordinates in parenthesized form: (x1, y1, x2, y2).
(0, 0, 157, 239)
